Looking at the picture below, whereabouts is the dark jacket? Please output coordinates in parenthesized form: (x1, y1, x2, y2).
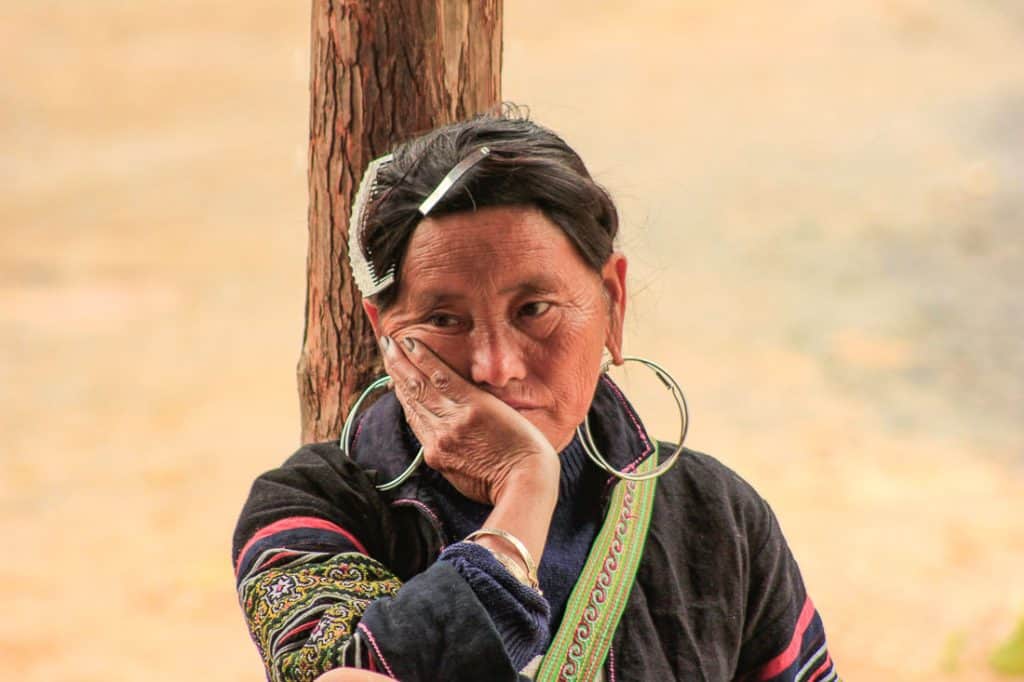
(233, 377, 837, 681)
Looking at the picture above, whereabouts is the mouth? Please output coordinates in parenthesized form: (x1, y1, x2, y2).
(483, 387, 544, 411)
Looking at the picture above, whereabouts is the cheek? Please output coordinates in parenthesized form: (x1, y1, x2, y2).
(528, 345, 604, 450)
(535, 311, 608, 415)
(386, 325, 475, 377)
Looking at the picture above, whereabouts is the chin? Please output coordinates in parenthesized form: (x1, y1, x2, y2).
(546, 426, 579, 453)
(526, 411, 581, 454)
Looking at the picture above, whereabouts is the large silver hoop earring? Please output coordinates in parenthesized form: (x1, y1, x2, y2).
(339, 375, 424, 491)
(576, 356, 689, 482)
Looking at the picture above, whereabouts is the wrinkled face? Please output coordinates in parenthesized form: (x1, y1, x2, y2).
(364, 205, 627, 451)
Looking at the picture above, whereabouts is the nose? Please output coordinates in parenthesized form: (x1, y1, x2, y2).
(469, 325, 527, 388)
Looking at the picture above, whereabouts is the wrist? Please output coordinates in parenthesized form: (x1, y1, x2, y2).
(465, 528, 541, 592)
(481, 462, 558, 568)
(496, 456, 559, 510)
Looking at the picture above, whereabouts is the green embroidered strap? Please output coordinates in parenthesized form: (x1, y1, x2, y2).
(535, 445, 660, 681)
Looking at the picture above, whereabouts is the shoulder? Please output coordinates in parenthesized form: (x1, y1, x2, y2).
(232, 442, 387, 565)
(648, 443, 783, 562)
(233, 441, 441, 580)
(656, 444, 769, 518)
(242, 441, 384, 522)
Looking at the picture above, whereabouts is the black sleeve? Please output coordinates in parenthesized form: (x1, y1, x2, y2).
(232, 442, 520, 681)
(735, 496, 837, 681)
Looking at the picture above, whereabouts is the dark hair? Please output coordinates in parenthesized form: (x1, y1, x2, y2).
(362, 107, 619, 308)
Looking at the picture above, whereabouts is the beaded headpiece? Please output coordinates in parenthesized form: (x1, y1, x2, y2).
(348, 146, 492, 298)
(347, 153, 396, 298)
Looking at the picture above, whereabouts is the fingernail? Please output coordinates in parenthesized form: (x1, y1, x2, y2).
(402, 337, 416, 352)
(380, 336, 391, 352)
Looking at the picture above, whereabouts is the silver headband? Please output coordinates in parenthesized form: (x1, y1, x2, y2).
(349, 146, 492, 298)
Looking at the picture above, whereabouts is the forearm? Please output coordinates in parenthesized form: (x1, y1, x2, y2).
(435, 466, 557, 671)
(239, 550, 522, 682)
(356, 560, 522, 680)
(472, 466, 558, 568)
(238, 550, 400, 680)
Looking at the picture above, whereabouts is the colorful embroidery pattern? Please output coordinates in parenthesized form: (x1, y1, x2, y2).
(535, 449, 659, 681)
(239, 550, 402, 682)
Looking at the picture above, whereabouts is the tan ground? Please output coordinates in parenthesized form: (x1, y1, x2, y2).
(2, 1, 1022, 680)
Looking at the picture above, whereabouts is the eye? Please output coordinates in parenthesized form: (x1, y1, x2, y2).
(426, 312, 462, 328)
(518, 301, 551, 318)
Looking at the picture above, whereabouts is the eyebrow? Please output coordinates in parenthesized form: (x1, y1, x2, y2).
(408, 290, 464, 309)
(499, 277, 560, 297)
(408, 276, 561, 309)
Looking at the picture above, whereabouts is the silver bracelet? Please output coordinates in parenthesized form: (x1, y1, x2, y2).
(465, 527, 540, 591)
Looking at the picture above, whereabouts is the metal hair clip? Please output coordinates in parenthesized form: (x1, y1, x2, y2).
(348, 153, 397, 298)
(418, 146, 491, 216)
(349, 146, 492, 298)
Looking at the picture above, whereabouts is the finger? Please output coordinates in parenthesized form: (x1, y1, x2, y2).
(398, 337, 471, 404)
(378, 338, 436, 444)
(379, 336, 448, 418)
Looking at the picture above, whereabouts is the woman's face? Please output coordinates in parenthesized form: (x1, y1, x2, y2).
(363, 205, 627, 451)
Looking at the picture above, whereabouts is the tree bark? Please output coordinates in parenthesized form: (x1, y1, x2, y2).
(299, 0, 502, 444)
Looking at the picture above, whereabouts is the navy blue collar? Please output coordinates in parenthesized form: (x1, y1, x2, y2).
(348, 374, 656, 499)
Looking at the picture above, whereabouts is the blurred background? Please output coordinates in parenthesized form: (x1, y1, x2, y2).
(2, 1, 1022, 679)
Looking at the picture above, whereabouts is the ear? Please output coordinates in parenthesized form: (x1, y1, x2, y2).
(362, 298, 383, 338)
(601, 252, 628, 365)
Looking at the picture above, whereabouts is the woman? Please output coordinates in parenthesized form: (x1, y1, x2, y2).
(233, 112, 839, 682)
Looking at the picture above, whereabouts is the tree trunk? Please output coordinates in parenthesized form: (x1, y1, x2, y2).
(299, 0, 502, 444)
